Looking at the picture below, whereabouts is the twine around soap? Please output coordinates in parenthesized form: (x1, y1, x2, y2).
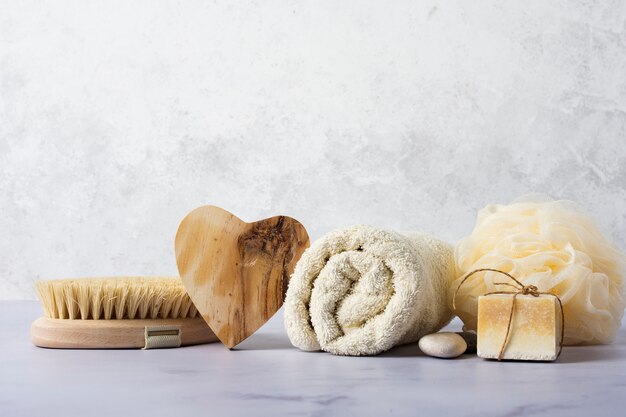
(453, 268, 565, 361)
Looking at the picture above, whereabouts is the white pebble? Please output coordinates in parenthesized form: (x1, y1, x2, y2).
(418, 332, 467, 359)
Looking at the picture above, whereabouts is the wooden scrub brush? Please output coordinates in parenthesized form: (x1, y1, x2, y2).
(31, 277, 218, 349)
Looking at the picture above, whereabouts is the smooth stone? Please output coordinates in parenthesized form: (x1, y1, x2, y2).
(419, 332, 468, 358)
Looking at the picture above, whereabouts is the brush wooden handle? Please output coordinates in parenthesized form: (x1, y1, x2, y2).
(31, 317, 218, 349)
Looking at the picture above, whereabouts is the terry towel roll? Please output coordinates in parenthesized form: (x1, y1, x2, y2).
(284, 225, 456, 356)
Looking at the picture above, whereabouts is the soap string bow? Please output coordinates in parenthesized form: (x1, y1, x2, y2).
(452, 268, 565, 361)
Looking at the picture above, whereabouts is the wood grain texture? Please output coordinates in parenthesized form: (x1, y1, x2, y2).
(175, 206, 310, 348)
(31, 317, 217, 349)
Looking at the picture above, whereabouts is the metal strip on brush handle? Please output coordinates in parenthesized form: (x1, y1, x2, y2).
(143, 325, 182, 349)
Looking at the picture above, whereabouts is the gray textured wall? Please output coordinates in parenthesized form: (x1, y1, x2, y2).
(2, 1, 625, 299)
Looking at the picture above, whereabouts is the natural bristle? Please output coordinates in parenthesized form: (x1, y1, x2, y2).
(36, 277, 199, 320)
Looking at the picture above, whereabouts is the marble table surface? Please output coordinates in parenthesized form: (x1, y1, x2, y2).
(1, 301, 625, 417)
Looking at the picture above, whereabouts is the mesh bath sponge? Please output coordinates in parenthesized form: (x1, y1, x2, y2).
(450, 195, 625, 345)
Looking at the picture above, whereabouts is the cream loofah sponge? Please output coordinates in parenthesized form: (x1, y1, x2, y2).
(450, 195, 625, 345)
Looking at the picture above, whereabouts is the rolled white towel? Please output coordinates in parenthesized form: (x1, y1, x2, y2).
(284, 225, 456, 356)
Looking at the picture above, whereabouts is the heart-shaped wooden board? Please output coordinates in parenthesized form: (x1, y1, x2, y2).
(175, 206, 309, 349)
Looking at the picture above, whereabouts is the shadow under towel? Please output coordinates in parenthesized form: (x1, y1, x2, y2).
(284, 225, 456, 356)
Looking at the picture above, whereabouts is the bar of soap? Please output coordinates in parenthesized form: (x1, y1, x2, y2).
(477, 294, 561, 361)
